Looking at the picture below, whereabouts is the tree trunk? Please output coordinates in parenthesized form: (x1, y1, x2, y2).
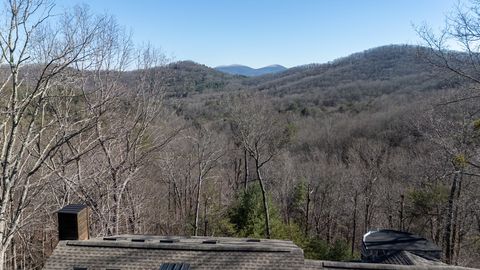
(451, 206, 458, 265)
(234, 158, 242, 190)
(364, 201, 370, 233)
(452, 171, 463, 265)
(351, 191, 358, 257)
(255, 162, 271, 239)
(0, 248, 5, 270)
(454, 210, 465, 266)
(399, 194, 405, 231)
(204, 198, 208, 236)
(244, 148, 249, 191)
(12, 239, 16, 270)
(304, 184, 311, 236)
(444, 171, 459, 264)
(193, 174, 202, 236)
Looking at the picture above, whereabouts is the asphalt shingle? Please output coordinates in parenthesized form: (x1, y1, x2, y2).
(43, 235, 304, 270)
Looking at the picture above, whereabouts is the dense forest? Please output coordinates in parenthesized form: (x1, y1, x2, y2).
(0, 1, 479, 269)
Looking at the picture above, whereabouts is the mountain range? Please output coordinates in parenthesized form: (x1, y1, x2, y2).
(215, 64, 287, 77)
(157, 45, 454, 102)
(145, 44, 462, 121)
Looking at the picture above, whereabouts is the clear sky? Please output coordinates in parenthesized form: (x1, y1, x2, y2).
(57, 0, 458, 68)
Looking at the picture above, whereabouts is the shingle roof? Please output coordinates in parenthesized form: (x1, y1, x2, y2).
(43, 235, 304, 270)
(304, 260, 477, 270)
(43, 234, 477, 270)
(377, 250, 445, 266)
(363, 230, 441, 252)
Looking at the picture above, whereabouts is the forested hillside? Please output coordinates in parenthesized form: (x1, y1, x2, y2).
(246, 45, 459, 103)
(167, 45, 463, 119)
(0, 1, 479, 270)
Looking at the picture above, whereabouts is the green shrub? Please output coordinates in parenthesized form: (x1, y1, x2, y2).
(303, 238, 354, 261)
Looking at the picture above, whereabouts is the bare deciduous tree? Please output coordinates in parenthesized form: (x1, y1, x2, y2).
(189, 124, 224, 236)
(0, 1, 109, 268)
(228, 95, 292, 239)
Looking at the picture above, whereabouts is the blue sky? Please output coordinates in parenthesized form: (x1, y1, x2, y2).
(58, 0, 457, 68)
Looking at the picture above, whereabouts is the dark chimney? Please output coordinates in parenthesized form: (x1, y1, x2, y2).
(57, 204, 89, 241)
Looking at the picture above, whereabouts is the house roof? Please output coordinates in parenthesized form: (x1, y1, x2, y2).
(43, 234, 476, 270)
(377, 250, 445, 265)
(43, 235, 304, 270)
(363, 229, 441, 252)
(304, 260, 476, 270)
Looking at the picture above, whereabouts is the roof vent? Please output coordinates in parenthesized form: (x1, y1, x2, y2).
(103, 237, 117, 241)
(159, 263, 191, 270)
(246, 238, 261, 242)
(131, 238, 145, 243)
(202, 239, 218, 244)
(160, 239, 180, 243)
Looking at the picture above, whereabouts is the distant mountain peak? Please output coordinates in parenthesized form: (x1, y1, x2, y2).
(215, 64, 287, 77)
(215, 64, 244, 68)
(265, 64, 285, 68)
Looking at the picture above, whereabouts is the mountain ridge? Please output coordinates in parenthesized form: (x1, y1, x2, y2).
(123, 45, 460, 107)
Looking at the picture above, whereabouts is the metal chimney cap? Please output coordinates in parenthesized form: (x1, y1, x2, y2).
(58, 204, 88, 214)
